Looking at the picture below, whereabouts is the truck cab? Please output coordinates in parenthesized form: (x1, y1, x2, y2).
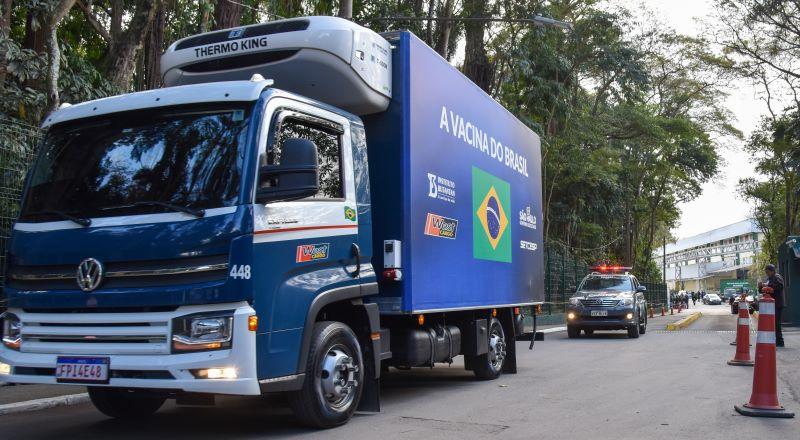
(566, 267, 648, 339)
(0, 16, 544, 428)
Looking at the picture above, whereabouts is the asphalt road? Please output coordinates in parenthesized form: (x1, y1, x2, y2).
(1, 304, 797, 440)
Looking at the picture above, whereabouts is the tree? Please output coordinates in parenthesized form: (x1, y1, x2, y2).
(213, 0, 243, 30)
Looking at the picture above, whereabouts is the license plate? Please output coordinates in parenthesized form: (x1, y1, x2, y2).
(590, 310, 608, 317)
(55, 357, 109, 384)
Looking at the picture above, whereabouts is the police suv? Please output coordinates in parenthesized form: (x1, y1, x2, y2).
(566, 267, 648, 339)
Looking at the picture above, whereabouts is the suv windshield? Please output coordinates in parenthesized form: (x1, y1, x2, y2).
(20, 105, 251, 222)
(579, 276, 632, 292)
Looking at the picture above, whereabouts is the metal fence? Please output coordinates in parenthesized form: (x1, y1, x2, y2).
(0, 118, 40, 287)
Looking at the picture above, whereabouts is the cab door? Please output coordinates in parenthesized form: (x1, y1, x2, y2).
(251, 98, 360, 379)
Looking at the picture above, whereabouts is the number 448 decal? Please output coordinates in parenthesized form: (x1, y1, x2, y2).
(229, 264, 251, 279)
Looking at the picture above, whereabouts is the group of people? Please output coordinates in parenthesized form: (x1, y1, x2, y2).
(670, 290, 704, 308)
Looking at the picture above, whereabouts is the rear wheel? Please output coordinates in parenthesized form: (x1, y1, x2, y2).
(473, 318, 506, 380)
(289, 321, 364, 428)
(88, 387, 165, 419)
(567, 326, 580, 339)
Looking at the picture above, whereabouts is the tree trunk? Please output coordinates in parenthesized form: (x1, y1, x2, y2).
(434, 0, 453, 58)
(45, 0, 78, 115)
(199, 0, 211, 33)
(213, 0, 243, 30)
(143, 1, 166, 90)
(103, 0, 159, 90)
(462, 0, 493, 92)
(338, 0, 353, 20)
(0, 0, 12, 86)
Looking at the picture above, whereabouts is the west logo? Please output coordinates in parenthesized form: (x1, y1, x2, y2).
(424, 213, 458, 239)
(296, 243, 330, 263)
(472, 167, 511, 262)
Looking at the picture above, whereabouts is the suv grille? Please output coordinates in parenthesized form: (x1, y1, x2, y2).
(580, 298, 620, 307)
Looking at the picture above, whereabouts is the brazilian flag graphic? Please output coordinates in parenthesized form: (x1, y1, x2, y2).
(472, 166, 512, 263)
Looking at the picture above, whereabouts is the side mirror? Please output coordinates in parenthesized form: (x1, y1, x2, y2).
(636, 285, 647, 292)
(257, 138, 319, 203)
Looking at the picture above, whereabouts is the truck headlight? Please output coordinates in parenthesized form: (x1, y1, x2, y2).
(569, 297, 581, 306)
(620, 298, 633, 307)
(1, 313, 21, 351)
(172, 312, 233, 352)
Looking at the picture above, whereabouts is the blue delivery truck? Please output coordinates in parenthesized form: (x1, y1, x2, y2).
(0, 17, 543, 427)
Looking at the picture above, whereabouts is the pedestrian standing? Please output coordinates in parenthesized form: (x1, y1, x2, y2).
(761, 264, 786, 348)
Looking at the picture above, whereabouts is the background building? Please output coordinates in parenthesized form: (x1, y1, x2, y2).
(654, 219, 762, 292)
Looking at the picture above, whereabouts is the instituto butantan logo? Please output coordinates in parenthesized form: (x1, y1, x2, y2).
(472, 167, 511, 262)
(427, 172, 456, 203)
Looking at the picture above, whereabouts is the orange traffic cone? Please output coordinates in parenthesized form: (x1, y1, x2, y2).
(648, 305, 654, 318)
(661, 305, 665, 317)
(728, 299, 753, 366)
(734, 292, 795, 418)
(670, 305, 674, 315)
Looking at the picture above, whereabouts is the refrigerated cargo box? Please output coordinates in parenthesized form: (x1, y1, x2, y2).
(364, 32, 544, 314)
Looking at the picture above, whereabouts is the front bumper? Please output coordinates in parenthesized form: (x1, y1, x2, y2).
(566, 307, 637, 330)
(0, 302, 260, 395)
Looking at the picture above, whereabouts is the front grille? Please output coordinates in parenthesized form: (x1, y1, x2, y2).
(580, 298, 620, 307)
(174, 19, 310, 50)
(18, 311, 171, 355)
(7, 254, 228, 291)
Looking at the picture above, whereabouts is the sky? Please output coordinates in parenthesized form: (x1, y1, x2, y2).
(637, 0, 765, 240)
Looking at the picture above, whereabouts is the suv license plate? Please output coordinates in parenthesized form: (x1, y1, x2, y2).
(55, 357, 110, 384)
(590, 310, 608, 317)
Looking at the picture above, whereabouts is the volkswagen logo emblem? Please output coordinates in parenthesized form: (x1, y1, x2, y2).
(76, 258, 104, 292)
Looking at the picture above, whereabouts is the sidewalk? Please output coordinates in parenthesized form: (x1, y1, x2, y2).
(0, 383, 86, 406)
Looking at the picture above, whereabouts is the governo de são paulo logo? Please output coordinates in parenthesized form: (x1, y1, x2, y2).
(472, 166, 511, 263)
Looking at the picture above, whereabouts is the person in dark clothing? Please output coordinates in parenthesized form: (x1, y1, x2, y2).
(761, 264, 786, 347)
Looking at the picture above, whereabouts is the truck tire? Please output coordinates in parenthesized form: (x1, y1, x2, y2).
(472, 318, 506, 380)
(88, 387, 165, 419)
(289, 321, 364, 428)
(567, 326, 580, 339)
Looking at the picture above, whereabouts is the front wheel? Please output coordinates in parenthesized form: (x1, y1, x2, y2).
(627, 317, 640, 339)
(567, 326, 580, 339)
(472, 318, 507, 380)
(88, 387, 165, 419)
(639, 312, 647, 335)
(289, 321, 364, 429)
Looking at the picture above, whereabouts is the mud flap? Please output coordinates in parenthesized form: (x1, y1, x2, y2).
(500, 309, 517, 374)
(356, 302, 381, 412)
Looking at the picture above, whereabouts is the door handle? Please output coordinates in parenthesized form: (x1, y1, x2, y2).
(351, 243, 361, 278)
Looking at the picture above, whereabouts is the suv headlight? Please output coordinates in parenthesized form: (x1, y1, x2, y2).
(569, 297, 582, 306)
(1, 313, 21, 350)
(172, 312, 233, 352)
(619, 298, 633, 307)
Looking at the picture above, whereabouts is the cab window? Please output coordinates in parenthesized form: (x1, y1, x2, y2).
(265, 115, 343, 200)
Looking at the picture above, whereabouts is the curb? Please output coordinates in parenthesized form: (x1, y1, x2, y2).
(666, 312, 702, 331)
(0, 393, 89, 416)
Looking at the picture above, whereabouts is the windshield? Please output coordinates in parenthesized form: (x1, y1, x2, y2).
(20, 105, 251, 222)
(578, 276, 633, 292)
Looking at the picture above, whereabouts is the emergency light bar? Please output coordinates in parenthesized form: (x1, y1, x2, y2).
(590, 266, 632, 273)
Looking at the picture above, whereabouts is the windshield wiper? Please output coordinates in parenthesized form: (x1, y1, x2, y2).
(25, 210, 92, 227)
(100, 201, 205, 218)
